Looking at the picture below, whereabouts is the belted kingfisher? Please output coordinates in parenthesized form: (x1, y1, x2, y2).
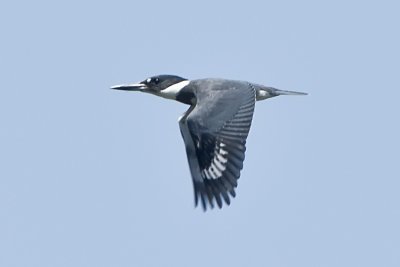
(111, 75, 306, 210)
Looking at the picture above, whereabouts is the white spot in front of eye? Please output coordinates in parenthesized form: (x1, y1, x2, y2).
(146, 78, 151, 83)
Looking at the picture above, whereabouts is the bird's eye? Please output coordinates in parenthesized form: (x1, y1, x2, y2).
(144, 77, 160, 85)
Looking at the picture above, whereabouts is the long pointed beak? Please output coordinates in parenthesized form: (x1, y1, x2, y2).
(110, 83, 147, 91)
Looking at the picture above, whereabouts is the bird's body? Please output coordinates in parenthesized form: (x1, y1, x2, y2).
(112, 75, 306, 210)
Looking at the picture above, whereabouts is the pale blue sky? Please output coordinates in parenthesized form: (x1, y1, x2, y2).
(1, 1, 399, 266)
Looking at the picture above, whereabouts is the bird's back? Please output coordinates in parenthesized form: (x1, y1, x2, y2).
(188, 79, 254, 131)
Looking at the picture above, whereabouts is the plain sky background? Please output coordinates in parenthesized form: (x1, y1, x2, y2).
(1, 1, 399, 266)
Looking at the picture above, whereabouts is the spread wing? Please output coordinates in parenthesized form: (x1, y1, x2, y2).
(179, 80, 256, 210)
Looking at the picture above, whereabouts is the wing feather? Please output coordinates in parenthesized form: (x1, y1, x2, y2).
(179, 80, 256, 210)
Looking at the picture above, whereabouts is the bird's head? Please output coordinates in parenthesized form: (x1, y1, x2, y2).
(111, 74, 189, 100)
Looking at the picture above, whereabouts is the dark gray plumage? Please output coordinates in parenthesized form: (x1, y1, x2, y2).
(111, 75, 306, 210)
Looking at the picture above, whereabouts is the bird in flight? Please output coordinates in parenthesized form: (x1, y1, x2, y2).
(111, 75, 306, 210)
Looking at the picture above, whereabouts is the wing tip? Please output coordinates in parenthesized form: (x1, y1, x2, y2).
(193, 180, 237, 211)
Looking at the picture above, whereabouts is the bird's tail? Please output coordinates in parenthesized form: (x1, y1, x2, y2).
(256, 86, 308, 101)
(273, 89, 308, 96)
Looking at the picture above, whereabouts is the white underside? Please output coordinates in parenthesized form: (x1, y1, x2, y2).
(159, 80, 190, 99)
